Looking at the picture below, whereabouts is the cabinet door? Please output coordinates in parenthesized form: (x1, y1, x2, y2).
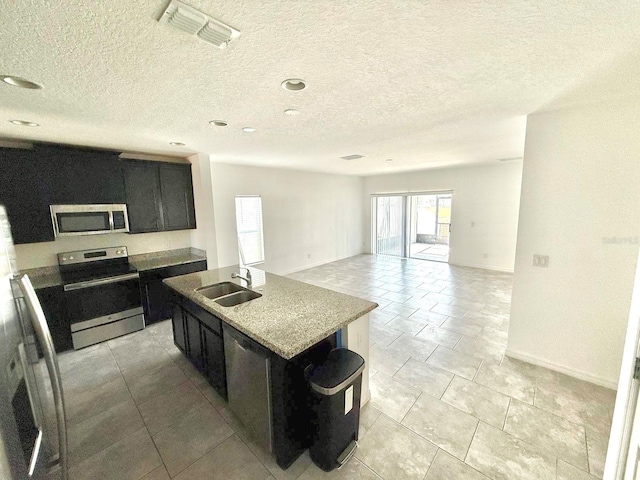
(37, 145, 125, 204)
(122, 160, 163, 233)
(142, 280, 173, 326)
(202, 325, 227, 398)
(0, 147, 54, 244)
(35, 286, 72, 353)
(159, 163, 196, 230)
(185, 311, 203, 370)
(171, 305, 187, 353)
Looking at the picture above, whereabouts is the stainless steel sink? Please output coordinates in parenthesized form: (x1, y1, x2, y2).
(215, 290, 262, 307)
(196, 282, 244, 300)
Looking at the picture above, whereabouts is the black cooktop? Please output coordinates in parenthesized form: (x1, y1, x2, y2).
(59, 258, 138, 285)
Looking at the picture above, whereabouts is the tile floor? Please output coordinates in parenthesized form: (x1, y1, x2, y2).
(52, 254, 615, 480)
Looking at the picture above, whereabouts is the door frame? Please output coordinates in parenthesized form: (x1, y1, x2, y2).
(605, 247, 640, 478)
(371, 190, 453, 261)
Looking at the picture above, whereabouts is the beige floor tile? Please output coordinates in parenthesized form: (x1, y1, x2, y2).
(68, 398, 144, 466)
(401, 393, 478, 459)
(140, 465, 171, 480)
(369, 344, 409, 376)
(393, 358, 454, 398)
(68, 427, 162, 480)
(359, 403, 383, 439)
(440, 317, 484, 337)
(504, 399, 588, 470)
(426, 346, 482, 380)
(465, 422, 556, 480)
(369, 372, 420, 421)
(112, 342, 174, 379)
(424, 449, 489, 480)
(197, 381, 228, 410)
(586, 429, 609, 478)
(454, 336, 505, 363)
(386, 334, 439, 362)
(369, 323, 402, 347)
(382, 302, 419, 318)
(385, 316, 429, 335)
(65, 375, 132, 425)
(137, 380, 208, 434)
(441, 376, 510, 428)
(535, 378, 614, 436)
(408, 309, 448, 326)
(356, 414, 437, 480)
(557, 460, 600, 480)
(297, 458, 382, 479)
(153, 403, 234, 477)
(173, 435, 270, 480)
(415, 325, 462, 348)
(431, 303, 467, 319)
(125, 361, 189, 404)
(474, 362, 536, 403)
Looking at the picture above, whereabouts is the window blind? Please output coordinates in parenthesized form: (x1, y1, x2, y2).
(235, 195, 264, 265)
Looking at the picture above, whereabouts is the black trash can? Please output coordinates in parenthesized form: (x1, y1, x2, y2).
(306, 348, 365, 472)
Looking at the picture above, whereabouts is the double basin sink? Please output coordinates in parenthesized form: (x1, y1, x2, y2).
(196, 282, 262, 307)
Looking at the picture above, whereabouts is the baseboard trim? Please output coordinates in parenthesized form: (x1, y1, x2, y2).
(505, 348, 618, 390)
(448, 261, 514, 273)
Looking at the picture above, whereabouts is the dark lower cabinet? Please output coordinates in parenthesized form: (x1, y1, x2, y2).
(202, 325, 226, 398)
(35, 286, 72, 353)
(171, 296, 227, 399)
(140, 260, 207, 325)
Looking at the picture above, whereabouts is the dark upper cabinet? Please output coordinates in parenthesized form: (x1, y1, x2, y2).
(121, 160, 163, 233)
(159, 164, 196, 230)
(0, 147, 55, 244)
(37, 145, 125, 205)
(122, 160, 196, 233)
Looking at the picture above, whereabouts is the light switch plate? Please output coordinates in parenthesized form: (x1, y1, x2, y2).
(533, 254, 549, 268)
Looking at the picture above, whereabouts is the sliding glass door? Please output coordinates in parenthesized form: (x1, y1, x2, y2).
(373, 192, 452, 262)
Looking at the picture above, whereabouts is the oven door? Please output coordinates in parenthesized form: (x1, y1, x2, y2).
(64, 274, 143, 349)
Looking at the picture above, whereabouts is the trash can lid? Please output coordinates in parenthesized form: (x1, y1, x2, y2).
(307, 348, 365, 396)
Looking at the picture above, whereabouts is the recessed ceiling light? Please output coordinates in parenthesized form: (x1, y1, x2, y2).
(9, 119, 39, 127)
(284, 109, 300, 116)
(385, 158, 393, 163)
(209, 120, 228, 127)
(281, 79, 306, 91)
(497, 156, 523, 162)
(2, 76, 43, 89)
(340, 154, 364, 161)
(170, 142, 185, 146)
(242, 127, 256, 133)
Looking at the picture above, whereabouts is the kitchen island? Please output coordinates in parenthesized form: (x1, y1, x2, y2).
(164, 265, 376, 469)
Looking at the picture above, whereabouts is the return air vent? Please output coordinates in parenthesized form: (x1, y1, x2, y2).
(159, 0, 240, 49)
(340, 154, 364, 161)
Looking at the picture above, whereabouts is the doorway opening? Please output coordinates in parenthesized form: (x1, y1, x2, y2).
(372, 191, 453, 263)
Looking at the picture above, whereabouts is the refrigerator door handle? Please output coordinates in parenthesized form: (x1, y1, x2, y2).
(18, 274, 68, 480)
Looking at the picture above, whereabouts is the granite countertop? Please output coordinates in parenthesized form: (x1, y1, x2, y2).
(22, 247, 207, 289)
(129, 248, 206, 271)
(164, 265, 377, 360)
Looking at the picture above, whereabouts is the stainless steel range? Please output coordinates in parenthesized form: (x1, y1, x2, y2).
(58, 246, 144, 349)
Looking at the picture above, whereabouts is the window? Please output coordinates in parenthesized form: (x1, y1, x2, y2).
(235, 195, 264, 266)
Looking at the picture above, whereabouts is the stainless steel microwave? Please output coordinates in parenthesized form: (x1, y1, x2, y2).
(50, 204, 129, 237)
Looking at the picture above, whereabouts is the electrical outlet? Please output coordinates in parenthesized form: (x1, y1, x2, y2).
(483, 253, 488, 259)
(307, 253, 311, 259)
(533, 254, 549, 268)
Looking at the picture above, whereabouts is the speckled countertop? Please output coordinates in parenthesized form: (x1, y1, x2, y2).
(164, 265, 377, 360)
(22, 247, 207, 289)
(129, 248, 206, 271)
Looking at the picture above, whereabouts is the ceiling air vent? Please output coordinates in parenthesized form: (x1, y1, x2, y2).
(340, 154, 364, 161)
(159, 0, 240, 49)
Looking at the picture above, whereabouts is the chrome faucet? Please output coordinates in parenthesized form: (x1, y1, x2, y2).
(231, 269, 252, 287)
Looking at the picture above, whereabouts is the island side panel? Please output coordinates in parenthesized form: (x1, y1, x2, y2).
(341, 313, 370, 405)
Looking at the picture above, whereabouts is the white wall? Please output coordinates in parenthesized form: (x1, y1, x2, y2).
(15, 229, 192, 270)
(508, 98, 640, 388)
(189, 153, 219, 268)
(209, 162, 364, 274)
(362, 162, 523, 272)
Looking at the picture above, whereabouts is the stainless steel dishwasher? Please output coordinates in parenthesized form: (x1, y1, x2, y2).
(223, 325, 273, 453)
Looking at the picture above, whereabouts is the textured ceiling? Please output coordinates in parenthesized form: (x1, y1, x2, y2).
(1, 1, 640, 175)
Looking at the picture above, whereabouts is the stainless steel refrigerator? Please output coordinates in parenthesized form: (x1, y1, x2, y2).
(0, 205, 68, 479)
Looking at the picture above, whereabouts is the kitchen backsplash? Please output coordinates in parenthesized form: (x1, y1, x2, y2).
(14, 229, 193, 270)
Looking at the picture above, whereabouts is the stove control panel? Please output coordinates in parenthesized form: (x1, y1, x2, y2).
(58, 246, 128, 266)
